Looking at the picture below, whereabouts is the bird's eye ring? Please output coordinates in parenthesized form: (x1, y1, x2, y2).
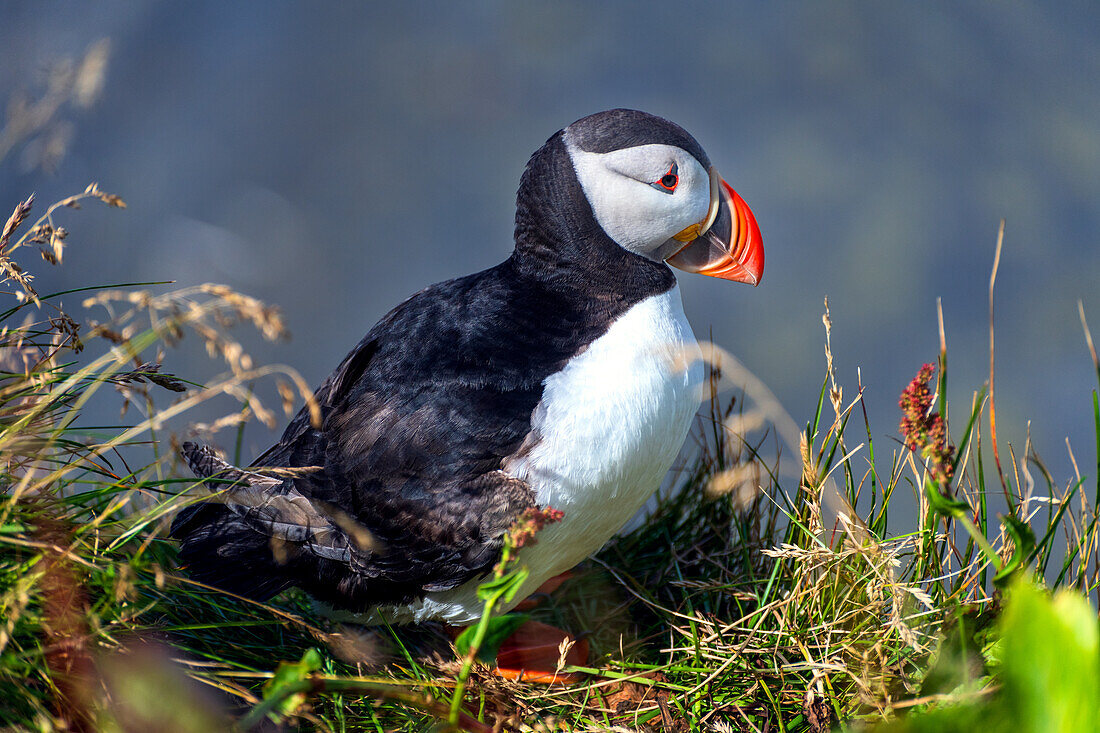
(651, 163, 678, 194)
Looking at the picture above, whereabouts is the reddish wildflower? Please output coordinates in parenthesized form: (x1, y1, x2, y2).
(899, 363, 956, 488)
(506, 506, 565, 549)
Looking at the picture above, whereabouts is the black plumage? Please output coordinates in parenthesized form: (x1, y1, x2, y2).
(566, 108, 711, 170)
(171, 116, 679, 609)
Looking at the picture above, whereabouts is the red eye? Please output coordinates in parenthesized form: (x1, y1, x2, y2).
(652, 163, 678, 193)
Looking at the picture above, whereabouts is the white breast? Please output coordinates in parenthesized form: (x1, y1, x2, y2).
(365, 285, 703, 625)
(508, 285, 703, 571)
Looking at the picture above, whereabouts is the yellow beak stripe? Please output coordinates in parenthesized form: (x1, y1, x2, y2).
(671, 166, 722, 243)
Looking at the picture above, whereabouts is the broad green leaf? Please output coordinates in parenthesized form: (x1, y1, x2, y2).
(924, 478, 968, 518)
(476, 566, 529, 603)
(261, 648, 323, 718)
(454, 613, 530, 663)
(992, 515, 1037, 588)
(999, 580, 1100, 733)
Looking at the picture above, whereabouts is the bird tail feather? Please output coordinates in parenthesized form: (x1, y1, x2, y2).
(171, 442, 368, 602)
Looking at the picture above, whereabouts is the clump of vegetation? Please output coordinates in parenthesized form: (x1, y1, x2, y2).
(1, 182, 1098, 732)
(876, 579, 1099, 733)
(0, 188, 327, 731)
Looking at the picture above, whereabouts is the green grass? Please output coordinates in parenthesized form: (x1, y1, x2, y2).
(2, 191, 1099, 731)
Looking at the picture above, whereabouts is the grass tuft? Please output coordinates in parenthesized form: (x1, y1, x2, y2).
(1, 191, 1098, 732)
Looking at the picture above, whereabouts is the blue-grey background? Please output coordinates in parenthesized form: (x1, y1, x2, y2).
(3, 2, 1099, 502)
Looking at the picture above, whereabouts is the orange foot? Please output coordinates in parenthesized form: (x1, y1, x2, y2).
(494, 619, 588, 685)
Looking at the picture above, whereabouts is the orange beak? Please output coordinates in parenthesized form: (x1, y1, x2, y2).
(665, 174, 764, 286)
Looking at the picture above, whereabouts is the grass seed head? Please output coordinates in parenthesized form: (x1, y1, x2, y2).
(506, 506, 565, 550)
(899, 363, 956, 487)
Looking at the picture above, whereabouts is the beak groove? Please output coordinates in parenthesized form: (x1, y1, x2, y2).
(665, 176, 764, 286)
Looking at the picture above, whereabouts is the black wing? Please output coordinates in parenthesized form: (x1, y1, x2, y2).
(175, 259, 617, 609)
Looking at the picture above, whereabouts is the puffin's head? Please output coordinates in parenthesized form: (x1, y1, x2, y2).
(557, 109, 763, 286)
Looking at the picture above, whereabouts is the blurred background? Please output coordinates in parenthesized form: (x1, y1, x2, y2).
(2, 1, 1099, 503)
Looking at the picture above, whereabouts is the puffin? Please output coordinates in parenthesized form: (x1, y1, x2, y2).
(171, 109, 763, 648)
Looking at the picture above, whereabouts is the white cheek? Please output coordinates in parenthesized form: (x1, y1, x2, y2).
(568, 145, 710, 257)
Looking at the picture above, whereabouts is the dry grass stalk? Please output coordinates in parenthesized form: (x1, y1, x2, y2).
(0, 39, 110, 171)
